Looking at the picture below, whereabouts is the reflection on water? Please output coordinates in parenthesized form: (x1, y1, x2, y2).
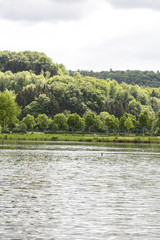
(0, 141, 160, 239)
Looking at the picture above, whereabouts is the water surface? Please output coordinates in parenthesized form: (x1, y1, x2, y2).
(0, 141, 160, 239)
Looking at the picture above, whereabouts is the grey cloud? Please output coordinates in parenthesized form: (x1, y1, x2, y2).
(0, 0, 89, 22)
(106, 0, 160, 10)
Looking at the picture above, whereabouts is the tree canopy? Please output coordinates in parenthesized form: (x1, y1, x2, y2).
(0, 51, 67, 77)
(70, 69, 160, 88)
(0, 51, 160, 135)
(0, 91, 20, 128)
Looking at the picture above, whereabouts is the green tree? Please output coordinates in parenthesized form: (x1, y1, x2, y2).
(36, 114, 52, 130)
(99, 112, 110, 132)
(53, 113, 67, 130)
(140, 107, 155, 134)
(157, 111, 160, 128)
(105, 114, 119, 135)
(137, 91, 149, 105)
(22, 114, 36, 130)
(124, 117, 134, 134)
(104, 115, 112, 135)
(62, 84, 87, 115)
(138, 111, 149, 135)
(18, 122, 27, 132)
(67, 113, 84, 132)
(111, 115, 119, 134)
(23, 94, 51, 117)
(84, 112, 96, 132)
(109, 82, 117, 98)
(151, 97, 160, 113)
(12, 122, 27, 133)
(93, 116, 102, 132)
(52, 123, 59, 133)
(120, 113, 136, 134)
(128, 100, 142, 117)
(0, 91, 21, 128)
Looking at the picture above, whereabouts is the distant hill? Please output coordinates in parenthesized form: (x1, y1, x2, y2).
(1, 51, 160, 88)
(1, 51, 160, 124)
(69, 70, 160, 88)
(0, 51, 67, 77)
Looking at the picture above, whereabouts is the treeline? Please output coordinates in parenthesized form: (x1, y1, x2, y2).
(1, 69, 160, 120)
(1, 51, 160, 135)
(1, 91, 160, 136)
(69, 69, 160, 88)
(14, 73, 160, 120)
(1, 73, 160, 135)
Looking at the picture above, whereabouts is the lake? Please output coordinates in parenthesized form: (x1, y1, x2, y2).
(0, 141, 160, 239)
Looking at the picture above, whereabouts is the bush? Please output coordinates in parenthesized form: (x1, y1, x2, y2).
(144, 132, 152, 136)
(154, 127, 160, 136)
(12, 128, 27, 133)
(52, 123, 59, 133)
(44, 130, 54, 134)
(1, 128, 11, 134)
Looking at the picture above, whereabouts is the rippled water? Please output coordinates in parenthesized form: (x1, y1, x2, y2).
(0, 141, 160, 239)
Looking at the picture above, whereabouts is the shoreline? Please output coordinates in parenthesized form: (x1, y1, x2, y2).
(0, 133, 160, 144)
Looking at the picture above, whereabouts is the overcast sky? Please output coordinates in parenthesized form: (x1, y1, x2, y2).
(1, 0, 160, 71)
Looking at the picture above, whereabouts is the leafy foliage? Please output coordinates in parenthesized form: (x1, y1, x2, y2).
(0, 51, 67, 77)
(53, 113, 67, 130)
(36, 114, 52, 130)
(67, 113, 84, 132)
(70, 69, 160, 88)
(0, 91, 20, 128)
(1, 51, 160, 135)
(22, 114, 36, 130)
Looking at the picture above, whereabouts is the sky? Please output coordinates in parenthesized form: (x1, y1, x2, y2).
(0, 0, 160, 72)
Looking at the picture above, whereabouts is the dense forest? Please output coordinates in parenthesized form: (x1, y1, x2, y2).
(69, 69, 160, 88)
(1, 50, 160, 135)
(0, 51, 67, 77)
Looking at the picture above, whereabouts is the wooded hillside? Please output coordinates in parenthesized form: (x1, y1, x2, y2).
(0, 51, 67, 77)
(69, 69, 160, 88)
(0, 51, 160, 135)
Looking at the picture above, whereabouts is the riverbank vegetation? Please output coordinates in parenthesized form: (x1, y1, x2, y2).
(0, 133, 160, 144)
(1, 51, 160, 139)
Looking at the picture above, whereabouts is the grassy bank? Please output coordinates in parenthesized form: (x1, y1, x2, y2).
(0, 133, 160, 143)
